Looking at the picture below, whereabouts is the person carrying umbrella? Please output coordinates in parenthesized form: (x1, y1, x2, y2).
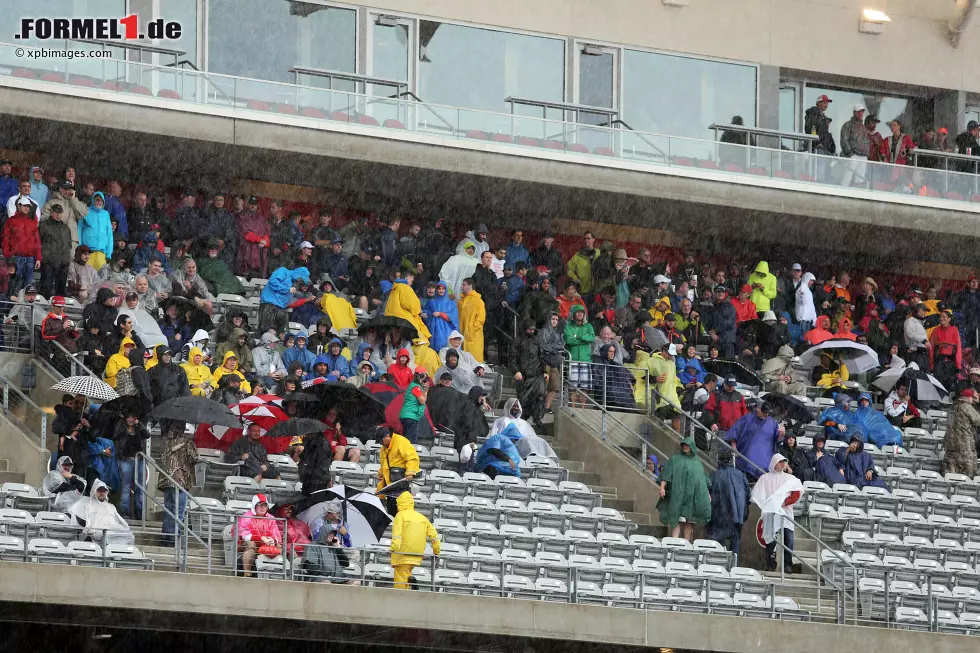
(884, 383, 922, 428)
(225, 423, 280, 482)
(944, 387, 980, 477)
(390, 491, 441, 589)
(376, 426, 420, 516)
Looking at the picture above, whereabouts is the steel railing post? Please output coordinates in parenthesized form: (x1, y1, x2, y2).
(39, 413, 46, 451)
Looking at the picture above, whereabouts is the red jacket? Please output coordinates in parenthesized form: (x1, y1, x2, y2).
(731, 297, 757, 324)
(880, 133, 915, 166)
(2, 214, 41, 261)
(929, 324, 962, 369)
(703, 389, 747, 431)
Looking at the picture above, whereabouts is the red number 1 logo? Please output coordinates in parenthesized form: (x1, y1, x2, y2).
(120, 14, 138, 39)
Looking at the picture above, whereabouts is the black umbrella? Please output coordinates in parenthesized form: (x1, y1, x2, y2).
(278, 392, 319, 403)
(306, 382, 387, 423)
(702, 359, 765, 387)
(297, 485, 392, 543)
(148, 396, 242, 428)
(100, 395, 148, 419)
(266, 418, 330, 438)
(764, 392, 815, 426)
(356, 315, 419, 341)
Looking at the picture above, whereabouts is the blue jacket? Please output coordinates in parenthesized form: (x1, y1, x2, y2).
(103, 193, 129, 240)
(705, 466, 750, 540)
(676, 357, 707, 384)
(727, 412, 781, 480)
(85, 436, 120, 492)
(708, 300, 737, 345)
(805, 445, 846, 486)
(29, 168, 48, 208)
(817, 403, 868, 442)
(835, 441, 889, 490)
(423, 281, 459, 352)
(79, 192, 114, 257)
(132, 232, 170, 273)
(501, 274, 525, 306)
(505, 242, 530, 268)
(854, 392, 903, 448)
(304, 352, 344, 382)
(0, 174, 18, 211)
(320, 338, 352, 377)
(261, 266, 310, 308)
(281, 329, 317, 372)
(475, 427, 522, 478)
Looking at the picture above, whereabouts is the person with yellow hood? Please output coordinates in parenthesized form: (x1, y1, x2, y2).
(457, 277, 486, 362)
(412, 338, 441, 379)
(212, 350, 252, 394)
(384, 271, 432, 342)
(375, 426, 420, 513)
(181, 346, 212, 397)
(390, 491, 440, 589)
(748, 261, 777, 317)
(104, 337, 135, 388)
(649, 295, 673, 327)
(627, 346, 651, 410)
(318, 275, 357, 333)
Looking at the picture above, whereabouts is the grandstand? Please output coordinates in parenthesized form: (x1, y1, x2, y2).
(4, 0, 980, 650)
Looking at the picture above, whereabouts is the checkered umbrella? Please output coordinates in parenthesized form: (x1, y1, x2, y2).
(51, 376, 119, 402)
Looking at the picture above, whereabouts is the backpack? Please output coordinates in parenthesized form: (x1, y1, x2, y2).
(114, 366, 137, 397)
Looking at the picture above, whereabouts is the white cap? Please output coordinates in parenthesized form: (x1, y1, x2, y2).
(667, 343, 678, 356)
(653, 274, 671, 284)
(853, 103, 866, 113)
(16, 197, 32, 205)
(300, 240, 314, 249)
(762, 310, 777, 323)
(792, 263, 802, 271)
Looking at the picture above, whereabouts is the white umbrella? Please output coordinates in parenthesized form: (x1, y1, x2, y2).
(797, 339, 880, 374)
(872, 362, 947, 402)
(119, 308, 168, 349)
(51, 376, 119, 402)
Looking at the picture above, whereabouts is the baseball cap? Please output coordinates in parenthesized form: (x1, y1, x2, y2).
(332, 237, 344, 244)
(666, 343, 678, 356)
(246, 196, 258, 204)
(816, 94, 832, 104)
(969, 367, 980, 376)
(938, 127, 949, 135)
(970, 121, 980, 131)
(664, 313, 676, 322)
(24, 285, 38, 295)
(59, 180, 74, 190)
(49, 203, 64, 213)
(740, 283, 752, 294)
(51, 296, 65, 306)
(725, 375, 737, 385)
(299, 240, 314, 249)
(791, 263, 802, 271)
(853, 103, 866, 112)
(653, 274, 671, 284)
(16, 197, 32, 206)
(713, 284, 728, 293)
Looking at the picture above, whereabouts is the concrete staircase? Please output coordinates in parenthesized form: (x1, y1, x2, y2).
(0, 458, 25, 484)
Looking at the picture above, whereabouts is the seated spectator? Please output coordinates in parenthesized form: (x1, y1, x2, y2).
(132, 231, 169, 274)
(318, 276, 358, 334)
(104, 337, 135, 388)
(213, 373, 246, 406)
(777, 434, 811, 483)
(884, 382, 921, 427)
(350, 359, 376, 388)
(322, 407, 361, 463)
(145, 257, 172, 299)
(812, 352, 849, 393)
(491, 400, 558, 461)
(226, 423, 280, 482)
(159, 300, 191, 351)
(592, 342, 636, 410)
(237, 493, 282, 578)
(805, 435, 846, 485)
(197, 239, 245, 297)
(760, 345, 807, 395)
(853, 392, 903, 448)
(215, 328, 254, 375)
(252, 332, 286, 388)
(319, 338, 352, 381)
(178, 328, 212, 365)
(70, 479, 134, 545)
(212, 351, 252, 394)
(181, 346, 213, 397)
(279, 329, 312, 373)
(435, 349, 476, 394)
(474, 429, 522, 480)
(303, 353, 336, 383)
(42, 455, 86, 513)
(438, 330, 476, 370)
(40, 296, 80, 354)
(170, 258, 215, 316)
(835, 436, 889, 489)
(817, 393, 866, 441)
(804, 315, 835, 345)
(274, 503, 312, 557)
(306, 318, 333, 356)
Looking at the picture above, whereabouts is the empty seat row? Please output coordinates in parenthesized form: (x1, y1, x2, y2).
(0, 536, 150, 569)
(12, 67, 179, 99)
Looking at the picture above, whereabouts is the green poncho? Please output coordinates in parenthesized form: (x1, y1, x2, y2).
(197, 255, 246, 296)
(657, 436, 712, 527)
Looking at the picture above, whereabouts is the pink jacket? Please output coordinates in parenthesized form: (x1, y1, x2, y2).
(237, 510, 283, 543)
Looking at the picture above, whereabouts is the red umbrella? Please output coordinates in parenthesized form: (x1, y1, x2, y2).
(195, 402, 292, 454)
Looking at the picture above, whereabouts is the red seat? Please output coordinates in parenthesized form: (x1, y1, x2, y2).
(871, 183, 894, 192)
(246, 100, 272, 111)
(157, 89, 181, 99)
(567, 144, 589, 153)
(773, 170, 793, 179)
(490, 133, 513, 143)
(69, 75, 96, 87)
(925, 187, 940, 198)
(723, 163, 743, 173)
(274, 103, 297, 115)
(516, 136, 540, 147)
(698, 160, 719, 170)
(542, 140, 564, 150)
(944, 191, 964, 201)
(358, 115, 380, 126)
(329, 111, 352, 122)
(299, 106, 326, 118)
(382, 119, 406, 129)
(128, 85, 151, 95)
(465, 130, 489, 140)
(593, 147, 615, 156)
(12, 68, 37, 79)
(672, 156, 695, 167)
(971, 194, 980, 203)
(40, 72, 66, 83)
(747, 166, 767, 176)
(102, 81, 124, 91)
(797, 173, 816, 182)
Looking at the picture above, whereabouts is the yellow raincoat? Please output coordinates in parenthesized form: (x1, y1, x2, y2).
(748, 261, 777, 313)
(390, 492, 440, 588)
(385, 281, 432, 342)
(181, 347, 212, 397)
(144, 347, 159, 371)
(103, 337, 134, 388)
(816, 354, 850, 390)
(457, 289, 486, 362)
(627, 349, 650, 410)
(643, 351, 680, 409)
(319, 292, 358, 332)
(412, 341, 441, 378)
(212, 350, 252, 394)
(377, 432, 420, 492)
(648, 296, 673, 328)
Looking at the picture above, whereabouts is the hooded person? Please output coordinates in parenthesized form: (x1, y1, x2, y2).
(760, 345, 807, 395)
(387, 347, 415, 390)
(211, 350, 252, 394)
(804, 315, 835, 346)
(777, 433, 811, 483)
(376, 426, 421, 513)
(817, 393, 867, 442)
(726, 401, 784, 481)
(385, 275, 432, 342)
(216, 308, 250, 345)
(657, 436, 712, 541)
(438, 330, 478, 371)
(103, 336, 135, 388)
(320, 338, 353, 380)
(259, 266, 310, 332)
(307, 317, 334, 356)
(412, 338, 442, 379)
(751, 454, 804, 572)
(457, 278, 486, 363)
(835, 436, 889, 489)
(350, 359, 377, 388)
(318, 275, 358, 333)
(592, 341, 636, 410)
(511, 319, 548, 423)
(303, 353, 334, 383)
(475, 429, 522, 480)
(197, 238, 245, 296)
(424, 280, 459, 352)
(82, 286, 118, 335)
(179, 328, 212, 365)
(493, 401, 557, 462)
(389, 491, 441, 589)
(435, 349, 477, 394)
(236, 493, 283, 577)
(252, 332, 287, 386)
(281, 328, 317, 372)
(748, 261, 777, 315)
(181, 346, 213, 397)
(805, 435, 846, 486)
(440, 242, 479, 298)
(147, 345, 192, 410)
(42, 455, 86, 513)
(944, 387, 980, 477)
(79, 191, 114, 271)
(853, 392, 903, 448)
(705, 451, 750, 553)
(215, 326, 255, 374)
(131, 231, 170, 273)
(69, 479, 134, 545)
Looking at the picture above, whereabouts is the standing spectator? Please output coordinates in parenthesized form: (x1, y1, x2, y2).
(566, 231, 599, 294)
(28, 166, 48, 208)
(701, 375, 748, 439)
(101, 180, 129, 240)
(147, 346, 192, 417)
(39, 296, 79, 354)
(751, 454, 804, 573)
(706, 285, 737, 358)
(865, 115, 883, 162)
(385, 271, 431, 342)
(645, 343, 682, 432)
(79, 192, 113, 271)
(202, 193, 236, 265)
(5, 179, 41, 221)
(171, 190, 202, 253)
(390, 491, 441, 589)
(727, 401, 784, 481)
(840, 103, 870, 188)
(259, 266, 310, 335)
(42, 180, 87, 250)
(378, 216, 401, 274)
(126, 192, 152, 245)
(312, 209, 340, 272)
(531, 232, 563, 279)
(955, 120, 980, 165)
(904, 303, 930, 370)
(423, 280, 459, 352)
(944, 387, 980, 477)
(881, 119, 915, 166)
(539, 311, 564, 413)
(455, 222, 490, 258)
(795, 270, 816, 334)
(158, 421, 195, 546)
(505, 229, 530, 269)
(38, 203, 72, 297)
(3, 197, 42, 296)
(657, 437, 711, 542)
(591, 241, 616, 293)
(376, 426, 421, 515)
(0, 159, 18, 213)
(236, 196, 270, 278)
(323, 238, 349, 290)
(113, 413, 150, 519)
(748, 261, 776, 317)
(439, 241, 479, 298)
(929, 310, 962, 390)
(399, 367, 429, 444)
(731, 284, 757, 324)
(955, 275, 980, 349)
(457, 278, 486, 363)
(564, 303, 595, 397)
(512, 319, 547, 426)
(884, 383, 921, 428)
(705, 451, 750, 553)
(804, 94, 835, 161)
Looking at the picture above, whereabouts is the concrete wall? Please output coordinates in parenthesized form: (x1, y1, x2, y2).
(0, 415, 49, 487)
(1, 562, 976, 653)
(347, 0, 980, 93)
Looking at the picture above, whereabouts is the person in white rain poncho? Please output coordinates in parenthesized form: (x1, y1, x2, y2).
(179, 328, 212, 364)
(69, 479, 135, 545)
(42, 455, 86, 513)
(750, 453, 804, 573)
(491, 398, 558, 463)
(438, 330, 478, 371)
(439, 242, 479, 298)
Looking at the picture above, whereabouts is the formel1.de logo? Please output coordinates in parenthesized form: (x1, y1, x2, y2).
(15, 16, 182, 41)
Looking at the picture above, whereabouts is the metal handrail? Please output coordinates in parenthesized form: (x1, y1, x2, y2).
(47, 338, 102, 381)
(396, 91, 457, 135)
(0, 371, 48, 450)
(609, 120, 669, 160)
(167, 59, 234, 104)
